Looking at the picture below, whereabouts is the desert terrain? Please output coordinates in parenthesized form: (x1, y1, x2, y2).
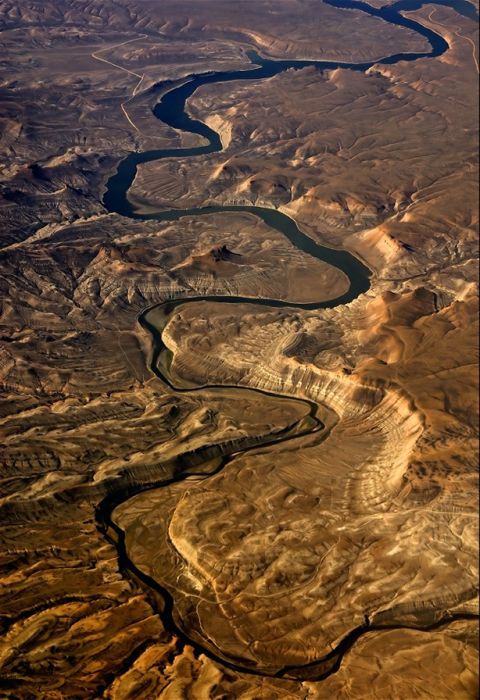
(0, 0, 478, 698)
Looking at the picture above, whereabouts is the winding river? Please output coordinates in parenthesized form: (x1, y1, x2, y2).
(97, 0, 478, 682)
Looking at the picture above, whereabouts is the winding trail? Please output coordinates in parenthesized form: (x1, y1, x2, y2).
(96, 0, 478, 682)
(92, 36, 148, 132)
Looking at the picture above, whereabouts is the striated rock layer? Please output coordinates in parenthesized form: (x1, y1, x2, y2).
(115, 292, 478, 674)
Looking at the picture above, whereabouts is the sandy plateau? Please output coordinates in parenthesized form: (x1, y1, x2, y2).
(0, 0, 478, 698)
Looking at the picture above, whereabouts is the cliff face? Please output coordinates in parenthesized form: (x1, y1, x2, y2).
(120, 292, 474, 674)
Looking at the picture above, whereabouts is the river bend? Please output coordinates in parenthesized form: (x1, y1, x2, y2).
(97, 0, 477, 681)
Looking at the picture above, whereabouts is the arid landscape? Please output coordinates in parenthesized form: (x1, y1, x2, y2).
(0, 0, 478, 697)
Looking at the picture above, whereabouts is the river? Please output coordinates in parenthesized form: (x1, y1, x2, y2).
(97, 0, 478, 681)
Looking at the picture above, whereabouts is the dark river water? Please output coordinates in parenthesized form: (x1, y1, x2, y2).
(98, 0, 478, 681)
